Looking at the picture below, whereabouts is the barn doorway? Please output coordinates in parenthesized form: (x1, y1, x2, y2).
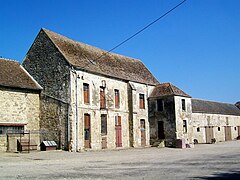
(84, 114, 91, 148)
(224, 126, 232, 141)
(205, 126, 214, 144)
(158, 121, 165, 140)
(140, 119, 146, 147)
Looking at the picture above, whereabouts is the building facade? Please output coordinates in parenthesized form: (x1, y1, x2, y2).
(149, 83, 240, 147)
(0, 58, 42, 152)
(22, 28, 158, 151)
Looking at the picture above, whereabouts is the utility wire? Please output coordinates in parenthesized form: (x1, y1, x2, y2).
(93, 0, 187, 62)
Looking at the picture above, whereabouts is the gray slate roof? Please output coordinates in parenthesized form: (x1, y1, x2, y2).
(0, 58, 42, 90)
(150, 83, 191, 98)
(42, 28, 159, 85)
(192, 99, 240, 116)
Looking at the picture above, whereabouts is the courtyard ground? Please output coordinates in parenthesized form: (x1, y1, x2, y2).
(0, 140, 240, 179)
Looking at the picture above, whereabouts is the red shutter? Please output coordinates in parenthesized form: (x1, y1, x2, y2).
(100, 88, 106, 109)
(115, 90, 119, 108)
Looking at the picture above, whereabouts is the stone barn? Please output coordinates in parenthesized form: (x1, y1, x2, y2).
(149, 83, 240, 147)
(22, 28, 159, 151)
(0, 58, 42, 152)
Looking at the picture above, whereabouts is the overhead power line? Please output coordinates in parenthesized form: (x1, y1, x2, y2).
(93, 0, 187, 62)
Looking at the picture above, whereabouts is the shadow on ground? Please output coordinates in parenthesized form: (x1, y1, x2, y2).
(194, 171, 240, 179)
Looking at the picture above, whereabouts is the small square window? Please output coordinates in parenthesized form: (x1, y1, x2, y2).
(197, 127, 200, 132)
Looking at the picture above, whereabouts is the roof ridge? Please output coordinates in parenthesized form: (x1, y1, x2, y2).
(42, 28, 141, 62)
(0, 58, 19, 63)
(192, 98, 235, 106)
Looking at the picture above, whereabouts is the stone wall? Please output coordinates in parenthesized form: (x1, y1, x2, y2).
(192, 113, 240, 143)
(149, 96, 176, 146)
(40, 94, 69, 149)
(22, 29, 71, 149)
(0, 87, 40, 151)
(174, 96, 193, 144)
(128, 81, 154, 147)
(70, 70, 130, 151)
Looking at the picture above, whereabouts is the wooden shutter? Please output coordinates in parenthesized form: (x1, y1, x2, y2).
(115, 89, 119, 108)
(100, 87, 106, 109)
(83, 83, 89, 104)
(139, 94, 145, 109)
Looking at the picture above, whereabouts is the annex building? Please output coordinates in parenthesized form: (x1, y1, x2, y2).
(0, 58, 42, 152)
(149, 83, 240, 147)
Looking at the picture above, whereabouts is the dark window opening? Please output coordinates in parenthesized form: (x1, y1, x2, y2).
(0, 125, 24, 135)
(157, 99, 164, 111)
(197, 127, 200, 132)
(101, 114, 107, 135)
(182, 99, 186, 111)
(183, 120, 187, 133)
(218, 127, 221, 131)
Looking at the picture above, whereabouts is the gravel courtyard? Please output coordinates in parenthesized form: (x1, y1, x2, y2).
(0, 141, 240, 179)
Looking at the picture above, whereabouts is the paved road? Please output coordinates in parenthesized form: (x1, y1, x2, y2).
(0, 141, 240, 179)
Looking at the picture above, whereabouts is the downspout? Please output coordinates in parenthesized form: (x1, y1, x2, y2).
(71, 67, 79, 152)
(75, 72, 79, 152)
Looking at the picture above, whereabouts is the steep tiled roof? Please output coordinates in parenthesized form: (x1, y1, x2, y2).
(42, 28, 159, 85)
(150, 83, 191, 98)
(192, 99, 240, 116)
(0, 58, 42, 90)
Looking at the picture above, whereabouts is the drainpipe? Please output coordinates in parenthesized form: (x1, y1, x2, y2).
(75, 71, 80, 152)
(71, 67, 79, 152)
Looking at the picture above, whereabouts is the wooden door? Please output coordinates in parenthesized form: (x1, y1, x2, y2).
(115, 116, 122, 147)
(158, 121, 165, 140)
(84, 114, 91, 148)
(225, 126, 232, 141)
(140, 119, 146, 147)
(205, 126, 214, 144)
(238, 126, 240, 136)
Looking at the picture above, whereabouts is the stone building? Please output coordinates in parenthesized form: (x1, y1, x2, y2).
(22, 28, 159, 151)
(0, 58, 42, 152)
(149, 83, 240, 147)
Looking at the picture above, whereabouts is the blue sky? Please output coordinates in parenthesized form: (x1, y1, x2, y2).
(1, 0, 239, 104)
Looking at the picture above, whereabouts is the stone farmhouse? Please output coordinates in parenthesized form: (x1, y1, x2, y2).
(0, 28, 237, 152)
(22, 28, 159, 151)
(0, 58, 42, 152)
(149, 83, 240, 147)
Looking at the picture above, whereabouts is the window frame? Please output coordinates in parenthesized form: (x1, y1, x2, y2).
(183, 120, 187, 133)
(100, 86, 106, 109)
(139, 94, 145, 109)
(181, 99, 186, 111)
(83, 83, 90, 104)
(0, 125, 24, 135)
(101, 114, 107, 135)
(114, 89, 120, 108)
